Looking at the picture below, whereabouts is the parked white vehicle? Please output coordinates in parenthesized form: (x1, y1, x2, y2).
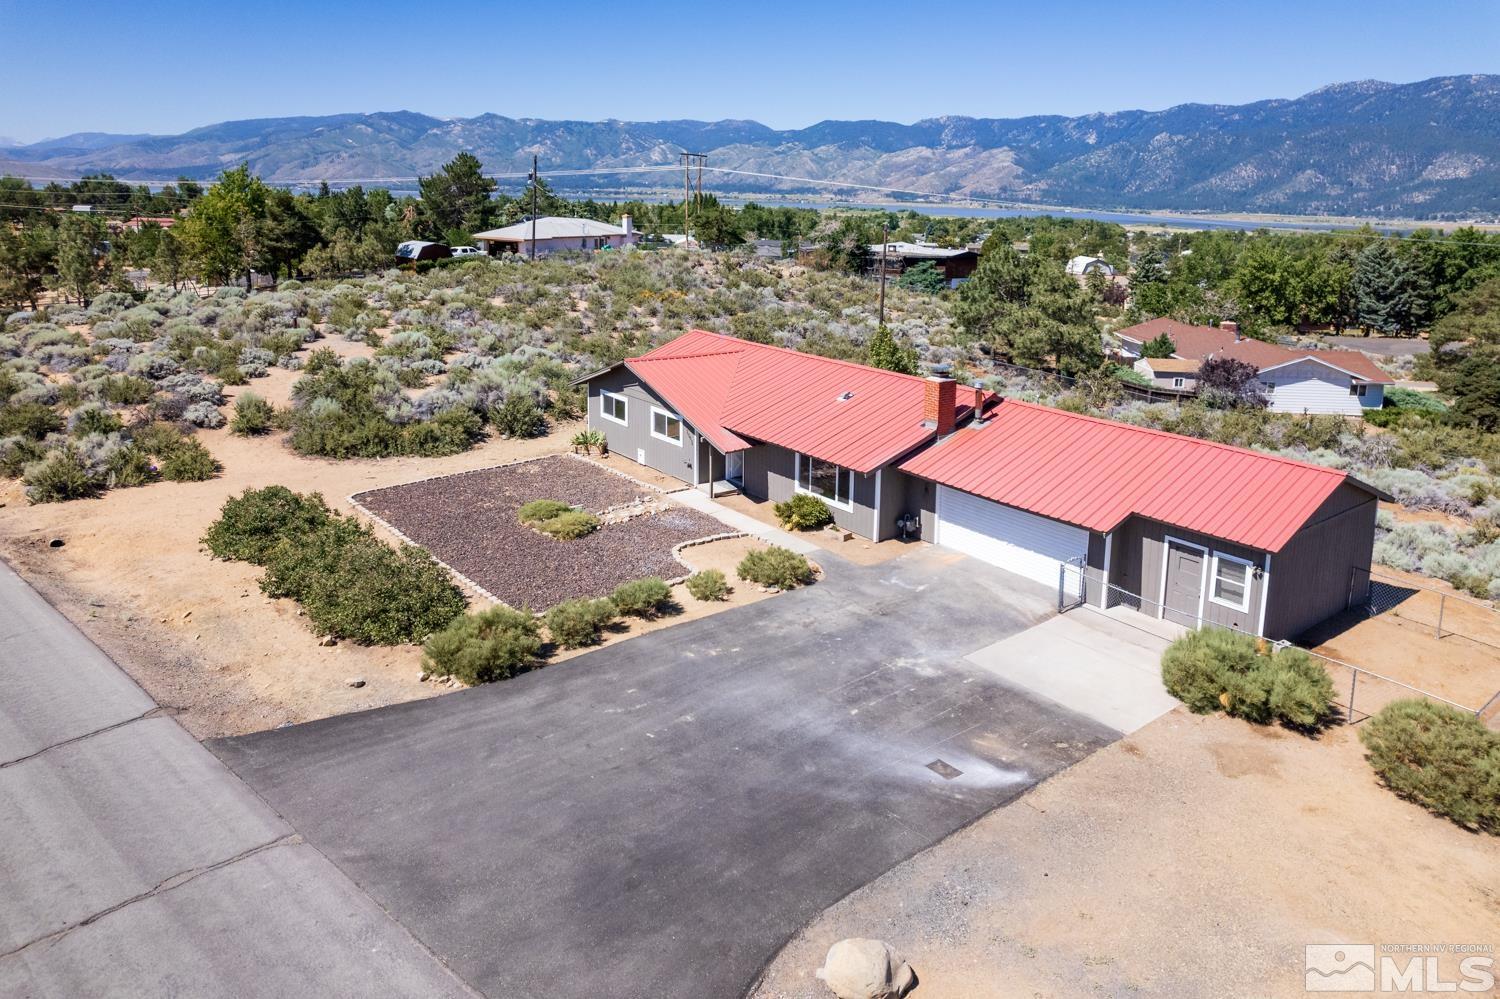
(450, 245, 482, 257)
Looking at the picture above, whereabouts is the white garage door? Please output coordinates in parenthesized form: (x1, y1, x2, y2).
(936, 485, 1089, 596)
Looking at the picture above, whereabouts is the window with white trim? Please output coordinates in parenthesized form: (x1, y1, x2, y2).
(1350, 383, 1368, 398)
(600, 390, 627, 425)
(1172, 376, 1185, 388)
(795, 453, 853, 510)
(1209, 553, 1253, 612)
(650, 406, 683, 445)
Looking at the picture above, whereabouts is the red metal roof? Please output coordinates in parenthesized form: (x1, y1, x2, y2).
(899, 399, 1375, 552)
(626, 329, 962, 473)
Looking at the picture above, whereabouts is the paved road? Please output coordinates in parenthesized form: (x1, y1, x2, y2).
(0, 559, 477, 999)
(213, 549, 1117, 999)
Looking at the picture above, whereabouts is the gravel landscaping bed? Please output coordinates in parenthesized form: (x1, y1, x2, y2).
(353, 455, 731, 607)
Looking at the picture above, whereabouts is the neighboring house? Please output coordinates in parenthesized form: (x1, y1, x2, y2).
(751, 239, 785, 259)
(1115, 318, 1393, 415)
(868, 242, 980, 286)
(472, 215, 638, 257)
(1065, 255, 1116, 277)
(1132, 357, 1200, 392)
(576, 329, 1385, 640)
(122, 215, 177, 231)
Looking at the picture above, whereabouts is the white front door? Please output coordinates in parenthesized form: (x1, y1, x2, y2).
(725, 450, 744, 485)
(936, 485, 1089, 596)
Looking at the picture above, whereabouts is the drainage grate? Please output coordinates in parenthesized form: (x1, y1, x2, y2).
(926, 759, 962, 780)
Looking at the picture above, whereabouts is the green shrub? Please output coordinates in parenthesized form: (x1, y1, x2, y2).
(99, 375, 156, 405)
(686, 568, 730, 601)
(231, 393, 275, 435)
(518, 499, 574, 523)
(23, 447, 101, 503)
(105, 444, 156, 488)
(773, 493, 833, 531)
(159, 437, 220, 481)
(1161, 629, 1274, 720)
(610, 577, 673, 618)
(1161, 629, 1335, 728)
(0, 437, 45, 477)
(202, 485, 339, 563)
(544, 597, 618, 648)
(422, 605, 543, 684)
(489, 395, 546, 438)
(737, 546, 814, 589)
(403, 408, 484, 456)
(1360, 699, 1500, 834)
(571, 428, 607, 454)
(70, 406, 123, 437)
(260, 522, 466, 645)
(1267, 647, 1337, 729)
(0, 402, 63, 440)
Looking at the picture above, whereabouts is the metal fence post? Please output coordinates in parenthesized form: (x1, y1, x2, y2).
(1347, 670, 1357, 724)
(1435, 594, 1445, 639)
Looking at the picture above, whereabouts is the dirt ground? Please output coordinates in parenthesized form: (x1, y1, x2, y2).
(715, 491, 918, 565)
(752, 709, 1500, 999)
(0, 390, 771, 738)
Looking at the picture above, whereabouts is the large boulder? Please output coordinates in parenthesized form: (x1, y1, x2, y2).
(815, 938, 917, 999)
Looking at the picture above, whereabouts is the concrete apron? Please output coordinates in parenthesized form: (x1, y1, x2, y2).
(964, 606, 1183, 734)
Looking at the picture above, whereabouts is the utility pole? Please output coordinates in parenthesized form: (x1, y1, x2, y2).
(529, 154, 539, 261)
(878, 223, 889, 327)
(679, 151, 707, 247)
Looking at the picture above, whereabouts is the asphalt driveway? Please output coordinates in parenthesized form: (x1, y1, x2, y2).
(212, 547, 1118, 999)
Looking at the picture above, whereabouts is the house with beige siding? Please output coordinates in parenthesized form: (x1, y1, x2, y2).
(576, 329, 1387, 641)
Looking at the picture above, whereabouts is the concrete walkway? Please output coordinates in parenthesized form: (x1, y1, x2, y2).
(0, 560, 475, 998)
(965, 605, 1183, 734)
(668, 487, 821, 554)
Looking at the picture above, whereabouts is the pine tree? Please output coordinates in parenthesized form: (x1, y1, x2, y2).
(1353, 240, 1430, 335)
(866, 325, 919, 375)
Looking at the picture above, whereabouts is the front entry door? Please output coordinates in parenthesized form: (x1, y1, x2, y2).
(1162, 541, 1206, 628)
(725, 450, 743, 486)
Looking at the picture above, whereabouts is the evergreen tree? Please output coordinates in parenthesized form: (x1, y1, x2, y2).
(1140, 332, 1176, 358)
(954, 245, 1102, 375)
(417, 152, 496, 238)
(895, 260, 945, 294)
(1353, 240, 1430, 335)
(52, 213, 106, 306)
(0, 223, 55, 310)
(865, 325, 919, 375)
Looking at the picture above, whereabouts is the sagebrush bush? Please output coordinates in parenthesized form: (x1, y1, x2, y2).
(536, 509, 600, 540)
(231, 393, 275, 435)
(23, 447, 101, 503)
(1161, 628, 1336, 728)
(774, 493, 833, 531)
(544, 597, 618, 648)
(159, 437, 220, 481)
(489, 395, 546, 438)
(202, 486, 339, 563)
(686, 568, 730, 601)
(1360, 699, 1500, 834)
(610, 577, 673, 618)
(0, 401, 63, 440)
(737, 546, 814, 588)
(422, 605, 542, 684)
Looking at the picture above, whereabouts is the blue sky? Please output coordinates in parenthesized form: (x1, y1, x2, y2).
(1, 0, 1495, 142)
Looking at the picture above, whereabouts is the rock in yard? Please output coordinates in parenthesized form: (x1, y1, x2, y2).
(318, 635, 338, 647)
(816, 938, 916, 999)
(418, 671, 430, 683)
(345, 677, 366, 688)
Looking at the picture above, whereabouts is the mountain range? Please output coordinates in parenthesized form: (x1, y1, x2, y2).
(5, 75, 1500, 218)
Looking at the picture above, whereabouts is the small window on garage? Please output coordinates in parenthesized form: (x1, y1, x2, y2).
(600, 391, 627, 425)
(1210, 553, 1253, 612)
(651, 406, 683, 445)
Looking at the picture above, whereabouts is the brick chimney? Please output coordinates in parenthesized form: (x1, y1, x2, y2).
(923, 377, 957, 435)
(1223, 320, 1240, 341)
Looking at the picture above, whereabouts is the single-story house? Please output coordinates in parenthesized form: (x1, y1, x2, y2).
(1115, 318, 1393, 416)
(868, 242, 979, 286)
(1132, 356, 1200, 392)
(1065, 255, 1116, 277)
(576, 329, 1385, 640)
(472, 215, 638, 257)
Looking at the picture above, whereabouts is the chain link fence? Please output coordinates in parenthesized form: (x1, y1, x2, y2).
(1059, 562, 1494, 725)
(1355, 567, 1500, 650)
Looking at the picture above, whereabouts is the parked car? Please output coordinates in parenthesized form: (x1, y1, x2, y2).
(449, 245, 482, 258)
(395, 240, 450, 263)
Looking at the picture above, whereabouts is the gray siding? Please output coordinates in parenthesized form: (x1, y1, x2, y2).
(587, 367, 696, 483)
(1111, 516, 1270, 634)
(741, 442, 880, 539)
(900, 473, 938, 542)
(1261, 484, 1379, 639)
